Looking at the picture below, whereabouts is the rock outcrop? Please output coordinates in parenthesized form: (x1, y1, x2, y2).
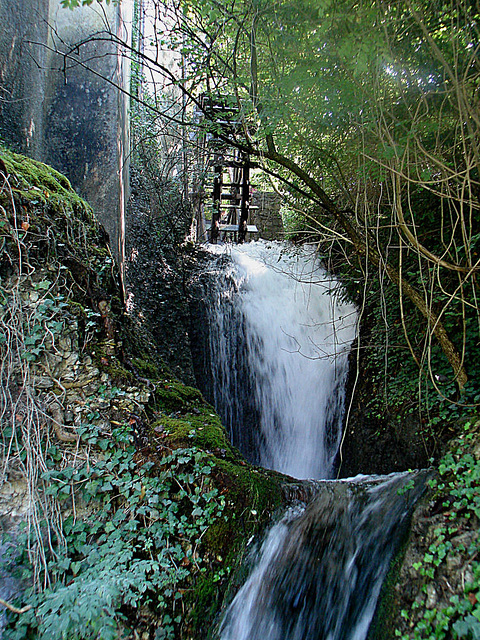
(0, 148, 287, 639)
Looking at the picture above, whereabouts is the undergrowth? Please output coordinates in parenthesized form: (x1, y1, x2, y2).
(0, 147, 283, 639)
(4, 422, 225, 640)
(397, 420, 480, 640)
(361, 282, 480, 433)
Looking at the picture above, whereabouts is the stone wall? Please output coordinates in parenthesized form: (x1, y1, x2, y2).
(0, 0, 50, 157)
(0, 0, 132, 265)
(251, 190, 284, 240)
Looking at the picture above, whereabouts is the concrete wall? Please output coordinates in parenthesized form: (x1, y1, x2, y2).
(0, 0, 132, 265)
(0, 0, 50, 156)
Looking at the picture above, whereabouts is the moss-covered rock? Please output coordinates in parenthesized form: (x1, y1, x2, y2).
(185, 457, 286, 638)
(1, 146, 84, 207)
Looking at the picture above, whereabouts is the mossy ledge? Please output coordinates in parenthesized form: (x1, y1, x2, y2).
(0, 148, 293, 639)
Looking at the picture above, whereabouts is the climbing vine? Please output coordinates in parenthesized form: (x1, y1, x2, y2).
(397, 421, 480, 640)
(4, 425, 225, 640)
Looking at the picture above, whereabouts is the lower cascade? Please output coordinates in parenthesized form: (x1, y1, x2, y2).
(193, 240, 427, 640)
(219, 472, 428, 640)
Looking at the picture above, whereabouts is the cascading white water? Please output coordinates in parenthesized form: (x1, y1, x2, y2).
(194, 239, 426, 640)
(203, 241, 357, 479)
(219, 471, 428, 640)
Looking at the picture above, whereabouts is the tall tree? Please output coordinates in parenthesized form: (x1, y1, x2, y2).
(175, 0, 478, 390)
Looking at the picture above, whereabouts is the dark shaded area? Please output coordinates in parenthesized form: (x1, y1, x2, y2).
(337, 333, 430, 478)
(45, 79, 113, 199)
(187, 254, 264, 464)
(125, 164, 197, 384)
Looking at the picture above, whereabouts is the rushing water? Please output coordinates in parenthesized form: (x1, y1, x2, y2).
(201, 241, 357, 479)
(219, 472, 427, 640)
(195, 240, 426, 640)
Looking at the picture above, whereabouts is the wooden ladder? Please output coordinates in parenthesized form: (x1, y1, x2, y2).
(208, 153, 258, 243)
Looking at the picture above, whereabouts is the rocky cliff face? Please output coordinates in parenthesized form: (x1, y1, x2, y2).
(375, 421, 480, 640)
(0, 148, 290, 639)
(125, 165, 198, 385)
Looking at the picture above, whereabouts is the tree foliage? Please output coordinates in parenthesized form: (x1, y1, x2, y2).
(176, 0, 480, 394)
(56, 0, 480, 396)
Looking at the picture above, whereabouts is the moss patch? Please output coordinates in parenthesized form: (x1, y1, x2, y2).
(366, 521, 416, 640)
(156, 407, 235, 457)
(155, 380, 204, 412)
(130, 356, 162, 380)
(0, 145, 119, 316)
(1, 146, 88, 211)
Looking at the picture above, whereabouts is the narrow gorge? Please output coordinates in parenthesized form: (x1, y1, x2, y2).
(1, 1, 480, 638)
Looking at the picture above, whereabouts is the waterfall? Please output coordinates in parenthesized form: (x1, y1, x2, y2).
(198, 241, 357, 479)
(219, 471, 428, 640)
(191, 240, 426, 640)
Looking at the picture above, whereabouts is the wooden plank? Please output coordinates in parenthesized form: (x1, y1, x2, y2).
(205, 223, 259, 233)
(219, 204, 259, 210)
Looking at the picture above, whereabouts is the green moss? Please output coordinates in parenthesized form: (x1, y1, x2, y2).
(148, 368, 286, 637)
(0, 146, 90, 214)
(208, 457, 285, 553)
(146, 370, 286, 638)
(155, 379, 204, 412)
(157, 407, 236, 457)
(130, 356, 161, 379)
(92, 349, 136, 385)
(188, 572, 228, 638)
(0, 147, 117, 312)
(214, 459, 283, 509)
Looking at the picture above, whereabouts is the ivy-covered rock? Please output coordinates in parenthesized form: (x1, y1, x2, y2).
(0, 148, 287, 640)
(383, 419, 480, 640)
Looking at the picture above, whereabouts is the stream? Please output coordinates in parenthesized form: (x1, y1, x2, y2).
(194, 240, 427, 640)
